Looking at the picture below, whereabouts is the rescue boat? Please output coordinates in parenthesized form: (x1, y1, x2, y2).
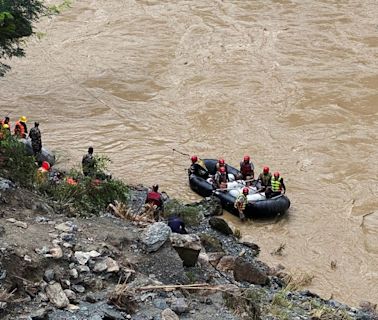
(188, 159, 290, 219)
(21, 138, 56, 166)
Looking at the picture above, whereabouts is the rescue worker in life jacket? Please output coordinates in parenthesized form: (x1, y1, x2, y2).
(14, 116, 28, 138)
(1, 117, 10, 130)
(215, 158, 228, 175)
(266, 171, 286, 198)
(257, 166, 272, 191)
(0, 124, 10, 140)
(146, 184, 163, 220)
(188, 155, 209, 179)
(240, 155, 254, 180)
(214, 166, 229, 189)
(234, 187, 249, 221)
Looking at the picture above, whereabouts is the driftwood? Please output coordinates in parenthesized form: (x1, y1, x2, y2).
(107, 201, 155, 224)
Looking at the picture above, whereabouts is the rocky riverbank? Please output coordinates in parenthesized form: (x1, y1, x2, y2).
(0, 177, 377, 320)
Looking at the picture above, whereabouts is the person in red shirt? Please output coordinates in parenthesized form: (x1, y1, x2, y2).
(146, 184, 163, 220)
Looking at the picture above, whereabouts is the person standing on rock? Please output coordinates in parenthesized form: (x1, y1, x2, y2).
(234, 187, 249, 221)
(145, 184, 163, 221)
(29, 122, 42, 155)
(82, 147, 96, 177)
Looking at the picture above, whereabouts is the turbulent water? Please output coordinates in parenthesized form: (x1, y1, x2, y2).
(1, 0, 378, 306)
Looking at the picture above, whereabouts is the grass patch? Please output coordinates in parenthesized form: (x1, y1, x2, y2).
(283, 272, 314, 291)
(223, 288, 263, 320)
(310, 305, 353, 320)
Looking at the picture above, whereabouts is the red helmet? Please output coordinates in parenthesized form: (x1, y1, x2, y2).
(219, 167, 226, 173)
(42, 161, 50, 170)
(191, 155, 198, 163)
(219, 158, 225, 165)
(274, 171, 280, 178)
(242, 187, 249, 194)
(263, 166, 269, 174)
(243, 155, 250, 162)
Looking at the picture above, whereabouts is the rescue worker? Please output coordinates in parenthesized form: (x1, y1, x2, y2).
(1, 116, 10, 129)
(215, 158, 228, 174)
(234, 187, 249, 221)
(82, 147, 96, 177)
(14, 116, 28, 138)
(29, 122, 42, 155)
(188, 155, 209, 179)
(168, 216, 187, 234)
(267, 171, 286, 198)
(257, 166, 272, 191)
(0, 124, 10, 140)
(214, 166, 229, 189)
(145, 184, 163, 221)
(37, 161, 50, 184)
(240, 155, 254, 180)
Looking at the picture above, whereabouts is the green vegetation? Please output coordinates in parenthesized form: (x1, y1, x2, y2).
(0, 134, 37, 187)
(223, 288, 262, 320)
(163, 199, 203, 226)
(46, 0, 73, 15)
(0, 0, 45, 76)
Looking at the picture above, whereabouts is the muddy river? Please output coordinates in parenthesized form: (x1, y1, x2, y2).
(1, 0, 377, 306)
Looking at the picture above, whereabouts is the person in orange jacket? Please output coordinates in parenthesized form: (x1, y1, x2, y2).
(14, 116, 28, 138)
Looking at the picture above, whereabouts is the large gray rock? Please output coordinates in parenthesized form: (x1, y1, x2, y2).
(233, 257, 268, 285)
(209, 217, 233, 235)
(45, 283, 69, 308)
(141, 222, 171, 253)
(170, 297, 189, 314)
(170, 233, 201, 267)
(0, 178, 15, 191)
(161, 308, 179, 320)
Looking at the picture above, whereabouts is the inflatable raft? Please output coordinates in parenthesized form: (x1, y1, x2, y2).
(189, 159, 290, 219)
(21, 138, 56, 166)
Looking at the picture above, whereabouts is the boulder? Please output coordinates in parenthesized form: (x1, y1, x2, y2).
(209, 217, 233, 235)
(161, 308, 179, 320)
(233, 257, 268, 285)
(141, 222, 171, 253)
(0, 178, 15, 191)
(207, 252, 225, 267)
(170, 297, 189, 314)
(74, 250, 101, 265)
(199, 233, 224, 252)
(196, 197, 223, 216)
(45, 283, 69, 308)
(170, 233, 201, 267)
(216, 255, 237, 272)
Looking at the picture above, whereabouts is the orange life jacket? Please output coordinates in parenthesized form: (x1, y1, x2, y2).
(14, 121, 25, 138)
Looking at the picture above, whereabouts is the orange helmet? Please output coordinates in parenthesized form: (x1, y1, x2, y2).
(242, 187, 249, 194)
(191, 155, 198, 163)
(263, 166, 269, 174)
(274, 171, 280, 178)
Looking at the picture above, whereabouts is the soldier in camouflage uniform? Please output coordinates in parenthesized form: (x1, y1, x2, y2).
(29, 122, 42, 155)
(82, 147, 96, 177)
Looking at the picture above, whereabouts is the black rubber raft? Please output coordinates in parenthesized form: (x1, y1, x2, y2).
(21, 138, 56, 166)
(189, 159, 290, 219)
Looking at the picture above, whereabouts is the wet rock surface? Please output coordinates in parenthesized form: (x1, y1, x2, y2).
(0, 182, 376, 320)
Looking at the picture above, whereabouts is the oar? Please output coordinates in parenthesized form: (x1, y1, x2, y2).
(172, 148, 190, 157)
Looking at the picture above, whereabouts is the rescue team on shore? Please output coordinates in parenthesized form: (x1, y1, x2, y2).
(189, 155, 286, 221)
(1, 116, 175, 229)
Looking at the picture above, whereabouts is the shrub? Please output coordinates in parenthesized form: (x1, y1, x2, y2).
(0, 135, 37, 187)
(163, 199, 203, 226)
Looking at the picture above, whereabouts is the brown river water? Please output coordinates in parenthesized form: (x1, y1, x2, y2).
(1, 0, 378, 306)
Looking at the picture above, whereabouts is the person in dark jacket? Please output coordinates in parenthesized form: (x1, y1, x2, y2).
(29, 122, 42, 155)
(168, 216, 187, 234)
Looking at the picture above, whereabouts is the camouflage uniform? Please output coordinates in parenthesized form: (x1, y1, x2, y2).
(82, 153, 95, 176)
(29, 126, 42, 154)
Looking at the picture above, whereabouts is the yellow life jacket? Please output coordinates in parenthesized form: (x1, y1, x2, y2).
(271, 176, 282, 192)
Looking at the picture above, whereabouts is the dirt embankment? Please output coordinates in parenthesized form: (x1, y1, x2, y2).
(0, 178, 377, 320)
